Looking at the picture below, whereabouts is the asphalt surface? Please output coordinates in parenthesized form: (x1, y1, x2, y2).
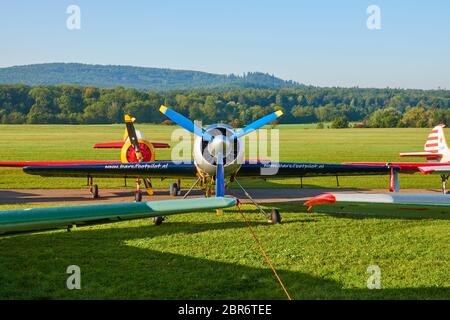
(0, 187, 443, 205)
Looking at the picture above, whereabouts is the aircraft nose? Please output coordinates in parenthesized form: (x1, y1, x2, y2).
(208, 135, 228, 157)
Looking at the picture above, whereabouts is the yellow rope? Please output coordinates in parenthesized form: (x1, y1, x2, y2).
(236, 201, 293, 300)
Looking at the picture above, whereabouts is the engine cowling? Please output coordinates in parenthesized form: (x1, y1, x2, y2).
(193, 124, 245, 177)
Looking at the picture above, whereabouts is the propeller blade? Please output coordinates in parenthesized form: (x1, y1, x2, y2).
(159, 106, 213, 141)
(230, 110, 283, 140)
(215, 150, 225, 197)
(124, 114, 143, 162)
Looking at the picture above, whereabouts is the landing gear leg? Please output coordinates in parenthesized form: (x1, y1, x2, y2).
(205, 185, 212, 198)
(88, 176, 99, 199)
(135, 178, 143, 202)
(441, 174, 449, 194)
(234, 178, 281, 224)
(270, 209, 281, 224)
(169, 182, 179, 196)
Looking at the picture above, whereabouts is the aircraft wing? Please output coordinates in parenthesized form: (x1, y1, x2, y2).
(237, 162, 393, 178)
(399, 152, 442, 160)
(23, 161, 198, 179)
(93, 141, 170, 149)
(22, 161, 393, 180)
(418, 165, 450, 174)
(0, 197, 237, 235)
(343, 162, 447, 174)
(304, 193, 450, 215)
(0, 160, 121, 168)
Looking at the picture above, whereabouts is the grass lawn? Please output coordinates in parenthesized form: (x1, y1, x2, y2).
(0, 124, 449, 299)
(0, 203, 448, 299)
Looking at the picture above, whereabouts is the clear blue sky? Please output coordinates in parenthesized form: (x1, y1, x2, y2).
(0, 0, 449, 89)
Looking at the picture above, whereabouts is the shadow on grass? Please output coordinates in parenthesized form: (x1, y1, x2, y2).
(0, 219, 447, 300)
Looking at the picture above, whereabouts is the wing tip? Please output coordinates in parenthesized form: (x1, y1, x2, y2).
(418, 167, 433, 174)
(275, 110, 283, 117)
(304, 193, 336, 208)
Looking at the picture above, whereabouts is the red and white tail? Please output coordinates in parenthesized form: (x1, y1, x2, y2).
(400, 124, 450, 162)
(424, 124, 449, 153)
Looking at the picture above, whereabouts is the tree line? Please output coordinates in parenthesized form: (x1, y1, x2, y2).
(0, 84, 449, 128)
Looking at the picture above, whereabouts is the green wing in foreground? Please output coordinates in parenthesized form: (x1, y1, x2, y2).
(0, 197, 237, 235)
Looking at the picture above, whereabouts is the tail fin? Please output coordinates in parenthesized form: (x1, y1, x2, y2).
(424, 124, 449, 156)
(400, 124, 450, 162)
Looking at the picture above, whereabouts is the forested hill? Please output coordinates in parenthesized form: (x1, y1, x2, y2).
(0, 63, 299, 90)
(1, 84, 449, 127)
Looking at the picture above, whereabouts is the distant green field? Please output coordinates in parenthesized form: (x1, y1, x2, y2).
(0, 124, 449, 299)
(0, 124, 445, 190)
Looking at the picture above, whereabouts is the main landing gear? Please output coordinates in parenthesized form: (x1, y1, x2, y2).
(134, 178, 143, 202)
(270, 209, 281, 224)
(135, 190, 143, 202)
(169, 180, 181, 197)
(88, 177, 99, 199)
(440, 174, 450, 194)
(234, 178, 282, 224)
(153, 216, 165, 225)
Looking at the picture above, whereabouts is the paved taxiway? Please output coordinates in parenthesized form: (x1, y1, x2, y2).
(0, 188, 443, 205)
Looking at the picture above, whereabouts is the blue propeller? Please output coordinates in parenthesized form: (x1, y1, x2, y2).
(215, 149, 225, 197)
(229, 110, 283, 140)
(159, 106, 214, 141)
(160, 106, 283, 142)
(159, 106, 284, 201)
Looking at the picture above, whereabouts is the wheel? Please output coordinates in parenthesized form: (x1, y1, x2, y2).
(169, 182, 178, 196)
(153, 216, 164, 226)
(92, 184, 99, 199)
(269, 209, 281, 224)
(176, 183, 181, 196)
(135, 191, 142, 202)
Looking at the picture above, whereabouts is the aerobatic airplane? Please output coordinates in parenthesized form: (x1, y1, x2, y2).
(0, 115, 171, 199)
(20, 106, 395, 224)
(344, 124, 450, 193)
